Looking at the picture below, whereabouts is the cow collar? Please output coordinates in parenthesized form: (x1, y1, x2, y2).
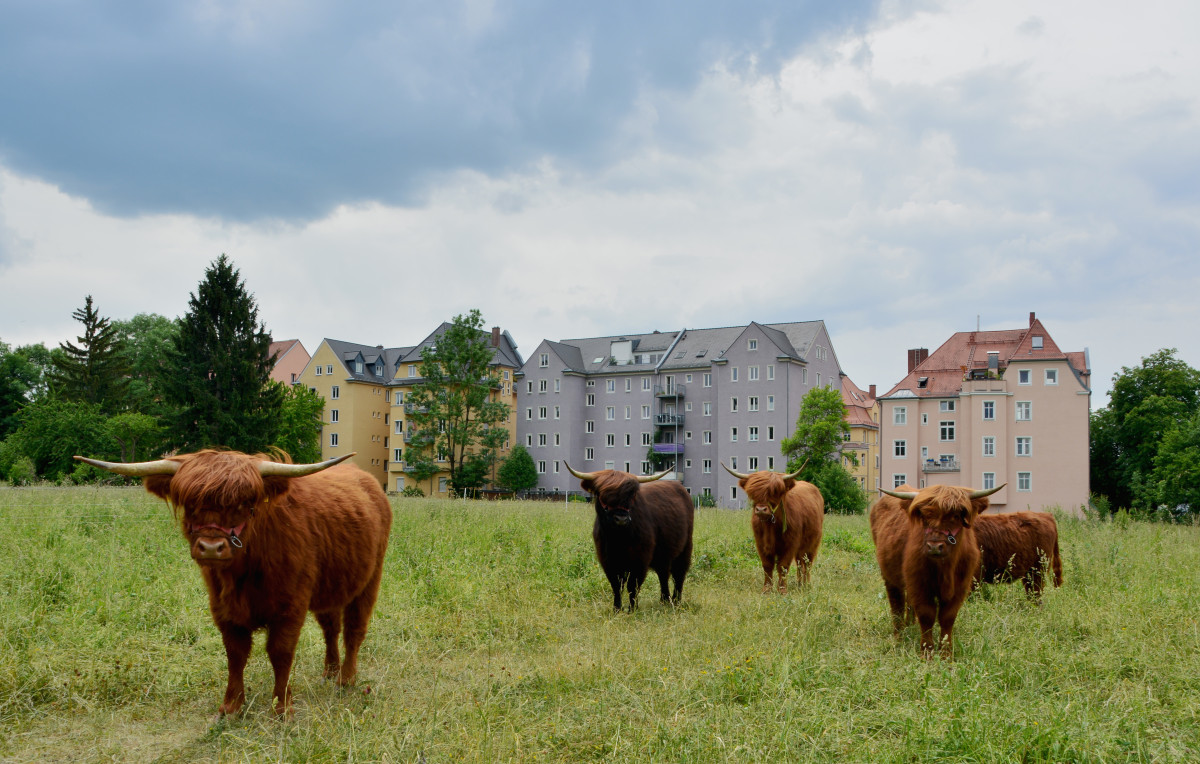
(924, 525, 962, 546)
(758, 502, 786, 533)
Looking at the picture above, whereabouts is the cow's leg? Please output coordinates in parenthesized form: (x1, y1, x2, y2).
(914, 603, 938, 657)
(669, 553, 688, 603)
(657, 566, 671, 603)
(264, 618, 304, 715)
(776, 561, 789, 594)
(314, 610, 342, 679)
(796, 553, 812, 587)
(339, 567, 384, 686)
(884, 586, 906, 637)
(936, 601, 963, 659)
(217, 622, 252, 716)
(626, 572, 645, 612)
(761, 559, 774, 594)
(607, 572, 625, 611)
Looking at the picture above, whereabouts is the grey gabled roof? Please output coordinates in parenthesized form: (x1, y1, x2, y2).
(556, 330, 677, 374)
(322, 322, 522, 387)
(545, 340, 585, 372)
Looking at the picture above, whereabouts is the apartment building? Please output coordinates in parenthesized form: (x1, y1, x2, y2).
(516, 321, 845, 507)
(297, 325, 521, 492)
(877, 312, 1090, 513)
(840, 374, 879, 492)
(267, 339, 310, 385)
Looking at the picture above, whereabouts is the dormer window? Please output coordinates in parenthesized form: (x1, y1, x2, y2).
(918, 377, 928, 388)
(355, 360, 363, 374)
(1032, 335, 1044, 349)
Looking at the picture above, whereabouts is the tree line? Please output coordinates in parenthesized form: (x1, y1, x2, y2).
(0, 256, 324, 484)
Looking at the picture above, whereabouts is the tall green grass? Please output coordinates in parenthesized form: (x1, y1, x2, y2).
(0, 486, 1197, 762)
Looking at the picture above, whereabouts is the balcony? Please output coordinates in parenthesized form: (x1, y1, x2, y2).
(654, 413, 685, 427)
(654, 384, 685, 398)
(652, 443, 685, 455)
(923, 458, 961, 473)
(403, 403, 428, 414)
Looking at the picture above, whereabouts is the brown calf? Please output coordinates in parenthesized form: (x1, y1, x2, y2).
(723, 463, 823, 593)
(974, 511, 1063, 596)
(76, 450, 392, 716)
(870, 483, 1003, 657)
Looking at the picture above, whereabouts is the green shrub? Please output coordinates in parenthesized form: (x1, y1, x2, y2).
(401, 485, 425, 498)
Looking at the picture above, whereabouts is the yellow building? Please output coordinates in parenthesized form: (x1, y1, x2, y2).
(840, 374, 880, 492)
(296, 325, 521, 493)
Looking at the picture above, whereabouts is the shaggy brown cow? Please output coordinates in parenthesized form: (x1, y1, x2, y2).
(75, 450, 392, 716)
(870, 483, 1003, 657)
(722, 463, 824, 593)
(973, 511, 1063, 596)
(566, 463, 694, 611)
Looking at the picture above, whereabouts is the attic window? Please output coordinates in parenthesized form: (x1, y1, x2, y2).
(696, 350, 707, 357)
(918, 377, 928, 388)
(675, 351, 685, 359)
(593, 357, 604, 364)
(1032, 336, 1044, 349)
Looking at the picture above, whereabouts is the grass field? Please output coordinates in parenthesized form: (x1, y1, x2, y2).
(1, 486, 1198, 763)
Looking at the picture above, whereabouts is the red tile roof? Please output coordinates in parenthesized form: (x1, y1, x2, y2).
(841, 374, 878, 429)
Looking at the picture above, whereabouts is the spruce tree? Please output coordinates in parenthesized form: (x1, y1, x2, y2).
(163, 255, 284, 453)
(51, 295, 130, 414)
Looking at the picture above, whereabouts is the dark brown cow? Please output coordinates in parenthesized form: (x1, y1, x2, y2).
(723, 463, 824, 593)
(566, 464, 694, 611)
(870, 483, 1003, 657)
(75, 450, 392, 716)
(973, 511, 1063, 596)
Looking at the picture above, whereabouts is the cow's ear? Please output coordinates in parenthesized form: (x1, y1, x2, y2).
(969, 497, 990, 520)
(580, 478, 596, 494)
(783, 478, 796, 492)
(263, 476, 292, 502)
(144, 475, 173, 500)
(903, 498, 920, 517)
(738, 477, 749, 490)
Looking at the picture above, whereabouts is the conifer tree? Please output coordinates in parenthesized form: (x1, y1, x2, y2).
(51, 296, 130, 414)
(163, 255, 284, 453)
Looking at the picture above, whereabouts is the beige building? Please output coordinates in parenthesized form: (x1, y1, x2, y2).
(877, 313, 1090, 513)
(296, 326, 521, 492)
(840, 375, 879, 492)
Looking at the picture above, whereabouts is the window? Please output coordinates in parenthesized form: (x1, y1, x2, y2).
(538, 379, 547, 392)
(749, 427, 759, 442)
(1032, 335, 1043, 349)
(1045, 369, 1058, 385)
(538, 433, 547, 447)
(1018, 369, 1031, 385)
(921, 413, 928, 425)
(395, 421, 403, 434)
(586, 394, 595, 406)
(604, 461, 615, 471)
(408, 365, 417, 378)
(539, 353, 549, 367)
(730, 457, 737, 470)
(703, 402, 712, 416)
(554, 406, 560, 419)
(625, 406, 631, 420)
(527, 381, 533, 393)
(731, 486, 738, 501)
(539, 406, 547, 419)
(1018, 471, 1032, 491)
(330, 409, 339, 423)
(894, 407, 907, 425)
(731, 367, 738, 382)
(768, 457, 775, 470)
(439, 478, 448, 493)
(801, 368, 808, 384)
(624, 433, 631, 446)
(982, 401, 995, 421)
(703, 373, 712, 388)
(642, 433, 652, 446)
(585, 447, 594, 460)
(555, 461, 561, 473)
(538, 461, 546, 474)
(703, 460, 712, 474)
(767, 395, 775, 411)
(587, 380, 595, 387)
(684, 459, 692, 469)
(606, 406, 615, 421)
(326, 365, 333, 375)
(1016, 401, 1032, 421)
(982, 436, 995, 457)
(816, 373, 821, 387)
(554, 433, 561, 446)
(748, 396, 759, 411)
(768, 426, 774, 441)
(748, 339, 758, 350)
(554, 379, 560, 393)
(606, 434, 615, 447)
(330, 433, 339, 447)
(526, 408, 533, 420)
(730, 397, 738, 413)
(606, 379, 615, 393)
(940, 400, 956, 413)
(625, 378, 632, 392)
(331, 385, 340, 400)
(526, 434, 533, 447)
(893, 474, 907, 488)
(585, 420, 595, 433)
(748, 456, 759, 470)
(643, 377, 651, 391)
(703, 431, 712, 444)
(315, 366, 322, 376)
(685, 431, 691, 439)
(731, 427, 738, 442)
(641, 405, 650, 419)
(982, 472, 996, 490)
(1016, 436, 1032, 457)
(940, 421, 955, 441)
(767, 365, 775, 380)
(642, 461, 652, 473)
(894, 440, 906, 457)
(748, 366, 759, 381)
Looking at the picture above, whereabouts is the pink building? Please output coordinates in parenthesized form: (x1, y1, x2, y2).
(268, 339, 310, 385)
(878, 313, 1090, 513)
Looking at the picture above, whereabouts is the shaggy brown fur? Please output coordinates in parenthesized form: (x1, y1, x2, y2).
(577, 470, 694, 611)
(870, 484, 991, 657)
(737, 471, 824, 593)
(142, 450, 391, 716)
(973, 511, 1063, 596)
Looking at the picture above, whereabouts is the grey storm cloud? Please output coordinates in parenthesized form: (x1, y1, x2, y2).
(0, 1, 883, 222)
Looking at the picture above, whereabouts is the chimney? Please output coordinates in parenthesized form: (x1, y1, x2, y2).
(1029, 311, 1036, 327)
(907, 348, 929, 373)
(868, 384, 876, 399)
(491, 326, 501, 347)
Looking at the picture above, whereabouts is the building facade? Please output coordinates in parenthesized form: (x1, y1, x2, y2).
(296, 326, 521, 492)
(877, 313, 1090, 513)
(840, 375, 879, 492)
(516, 321, 845, 507)
(268, 339, 310, 385)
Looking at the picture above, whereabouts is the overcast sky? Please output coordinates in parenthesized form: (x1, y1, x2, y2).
(2, 0, 1197, 408)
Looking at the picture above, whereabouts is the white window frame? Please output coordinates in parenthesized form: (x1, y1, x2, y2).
(1016, 436, 1032, 457)
(982, 472, 996, 490)
(894, 439, 906, 458)
(1018, 471, 1032, 491)
(982, 436, 995, 457)
(940, 420, 956, 442)
(982, 400, 995, 421)
(1016, 401, 1032, 421)
(1045, 368, 1058, 385)
(748, 365, 759, 381)
(1018, 369, 1031, 385)
(703, 373, 712, 388)
(539, 353, 549, 367)
(894, 407, 907, 426)
(331, 385, 340, 400)
(330, 433, 339, 447)
(606, 406, 616, 421)
(749, 426, 759, 442)
(893, 474, 907, 489)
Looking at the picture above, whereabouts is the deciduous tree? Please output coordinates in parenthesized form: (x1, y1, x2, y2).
(497, 445, 538, 492)
(781, 386, 865, 513)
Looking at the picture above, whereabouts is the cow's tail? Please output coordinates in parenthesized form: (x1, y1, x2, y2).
(1051, 537, 1063, 588)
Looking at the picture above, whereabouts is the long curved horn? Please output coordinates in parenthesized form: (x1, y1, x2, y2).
(879, 487, 919, 500)
(637, 467, 674, 483)
(74, 456, 180, 476)
(565, 462, 599, 481)
(969, 483, 1006, 499)
(781, 457, 809, 481)
(258, 452, 356, 477)
(721, 462, 750, 480)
